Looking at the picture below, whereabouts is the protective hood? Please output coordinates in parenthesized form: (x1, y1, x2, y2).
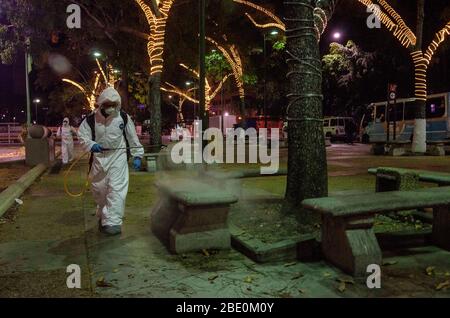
(97, 87, 122, 111)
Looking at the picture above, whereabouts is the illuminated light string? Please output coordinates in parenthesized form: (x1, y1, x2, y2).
(424, 22, 450, 63)
(357, 0, 449, 104)
(162, 64, 232, 110)
(62, 62, 104, 111)
(89, 73, 101, 110)
(244, 13, 285, 32)
(236, 0, 334, 40)
(357, 0, 416, 48)
(206, 37, 245, 100)
(62, 79, 91, 110)
(135, 0, 174, 75)
(377, 0, 416, 46)
(95, 58, 108, 84)
(161, 83, 198, 104)
(411, 51, 428, 101)
(313, 7, 327, 39)
(233, 0, 283, 26)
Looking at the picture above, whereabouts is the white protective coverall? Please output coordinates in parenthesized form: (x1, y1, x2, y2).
(78, 87, 144, 227)
(57, 117, 76, 164)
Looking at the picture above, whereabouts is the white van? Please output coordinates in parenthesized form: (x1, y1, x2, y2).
(323, 117, 354, 139)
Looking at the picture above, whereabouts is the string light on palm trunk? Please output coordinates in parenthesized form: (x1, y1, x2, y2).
(424, 22, 450, 63)
(355, 0, 450, 106)
(377, 0, 416, 47)
(411, 51, 428, 101)
(206, 37, 245, 101)
(357, 0, 415, 48)
(235, 0, 335, 40)
(162, 64, 232, 110)
(135, 0, 174, 75)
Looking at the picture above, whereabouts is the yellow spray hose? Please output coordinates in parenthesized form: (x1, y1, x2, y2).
(63, 145, 157, 198)
(63, 151, 92, 198)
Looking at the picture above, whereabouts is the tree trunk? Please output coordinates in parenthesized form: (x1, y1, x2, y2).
(117, 70, 130, 112)
(283, 0, 328, 214)
(148, 73, 162, 150)
(178, 110, 185, 126)
(412, 0, 427, 153)
(239, 97, 246, 126)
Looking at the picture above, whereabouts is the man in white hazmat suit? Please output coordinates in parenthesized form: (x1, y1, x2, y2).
(57, 117, 76, 164)
(78, 87, 144, 235)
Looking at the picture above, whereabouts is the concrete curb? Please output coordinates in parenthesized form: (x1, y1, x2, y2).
(0, 163, 48, 218)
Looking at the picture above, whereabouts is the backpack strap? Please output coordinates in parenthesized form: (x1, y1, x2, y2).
(85, 113, 96, 173)
(86, 113, 96, 141)
(120, 111, 131, 160)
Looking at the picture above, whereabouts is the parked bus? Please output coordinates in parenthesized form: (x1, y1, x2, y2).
(360, 92, 450, 143)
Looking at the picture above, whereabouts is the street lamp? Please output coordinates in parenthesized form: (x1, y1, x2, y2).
(263, 30, 279, 128)
(33, 99, 41, 124)
(93, 51, 102, 58)
(332, 31, 342, 41)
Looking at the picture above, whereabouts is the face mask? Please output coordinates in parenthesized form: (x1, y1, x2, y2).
(104, 107, 116, 115)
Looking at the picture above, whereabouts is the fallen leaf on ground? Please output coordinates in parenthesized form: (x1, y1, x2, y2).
(96, 277, 113, 288)
(323, 272, 332, 277)
(336, 277, 355, 285)
(208, 274, 219, 281)
(337, 281, 346, 293)
(284, 262, 297, 267)
(112, 269, 119, 273)
(435, 280, 450, 291)
(292, 273, 304, 280)
(298, 289, 306, 294)
(244, 276, 253, 283)
(426, 266, 436, 276)
(382, 260, 398, 266)
(202, 249, 210, 257)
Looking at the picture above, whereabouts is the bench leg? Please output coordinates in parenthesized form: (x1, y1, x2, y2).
(433, 206, 450, 251)
(322, 215, 382, 277)
(169, 205, 231, 254)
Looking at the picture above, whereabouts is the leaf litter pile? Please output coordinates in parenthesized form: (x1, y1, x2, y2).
(229, 202, 431, 245)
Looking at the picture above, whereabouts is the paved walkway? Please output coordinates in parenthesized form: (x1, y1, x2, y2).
(0, 146, 25, 163)
(1, 145, 450, 297)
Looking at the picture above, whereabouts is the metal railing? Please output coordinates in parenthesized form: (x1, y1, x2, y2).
(0, 123, 22, 145)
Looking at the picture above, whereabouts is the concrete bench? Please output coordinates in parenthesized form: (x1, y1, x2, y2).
(200, 168, 288, 198)
(302, 187, 450, 276)
(370, 141, 410, 156)
(151, 179, 238, 254)
(426, 140, 450, 156)
(369, 167, 450, 187)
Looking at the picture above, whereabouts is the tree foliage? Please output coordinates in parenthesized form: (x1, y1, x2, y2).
(322, 40, 375, 116)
